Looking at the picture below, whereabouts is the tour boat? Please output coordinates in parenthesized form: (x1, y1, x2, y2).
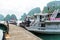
(25, 9, 60, 34)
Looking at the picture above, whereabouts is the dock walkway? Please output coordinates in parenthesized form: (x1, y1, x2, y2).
(6, 24, 42, 40)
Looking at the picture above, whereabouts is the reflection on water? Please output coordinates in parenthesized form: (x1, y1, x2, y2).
(0, 29, 3, 40)
(31, 32, 60, 40)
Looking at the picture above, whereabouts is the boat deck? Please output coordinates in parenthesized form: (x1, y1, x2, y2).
(6, 24, 42, 40)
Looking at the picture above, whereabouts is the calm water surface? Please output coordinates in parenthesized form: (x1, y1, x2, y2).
(31, 32, 60, 40)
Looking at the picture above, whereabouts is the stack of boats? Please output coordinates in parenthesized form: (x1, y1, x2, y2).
(25, 9, 60, 34)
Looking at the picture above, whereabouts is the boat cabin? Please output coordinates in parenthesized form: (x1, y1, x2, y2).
(25, 9, 60, 34)
(29, 9, 60, 30)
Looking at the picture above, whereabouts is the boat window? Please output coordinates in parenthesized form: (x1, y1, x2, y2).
(40, 15, 44, 21)
(40, 15, 44, 19)
(41, 23, 45, 27)
(56, 13, 60, 18)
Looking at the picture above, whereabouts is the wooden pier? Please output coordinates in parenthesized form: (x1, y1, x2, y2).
(6, 24, 42, 40)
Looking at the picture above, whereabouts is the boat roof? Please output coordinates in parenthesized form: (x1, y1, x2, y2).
(34, 13, 52, 16)
(45, 21, 60, 24)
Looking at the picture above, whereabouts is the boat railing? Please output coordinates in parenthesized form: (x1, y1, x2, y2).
(38, 27, 45, 30)
(38, 27, 59, 30)
(45, 27, 58, 30)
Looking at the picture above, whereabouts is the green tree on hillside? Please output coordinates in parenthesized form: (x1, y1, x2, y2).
(0, 14, 4, 21)
(42, 1, 60, 13)
(43, 6, 55, 13)
(4, 14, 11, 21)
(20, 7, 41, 21)
(20, 13, 27, 21)
(10, 14, 17, 21)
(28, 7, 41, 16)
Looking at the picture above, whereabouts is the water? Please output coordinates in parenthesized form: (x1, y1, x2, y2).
(31, 32, 60, 40)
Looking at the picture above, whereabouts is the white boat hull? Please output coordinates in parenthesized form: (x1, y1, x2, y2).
(26, 27, 60, 34)
(29, 29, 60, 34)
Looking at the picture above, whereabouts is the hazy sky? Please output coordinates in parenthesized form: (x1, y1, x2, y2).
(0, 0, 55, 19)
